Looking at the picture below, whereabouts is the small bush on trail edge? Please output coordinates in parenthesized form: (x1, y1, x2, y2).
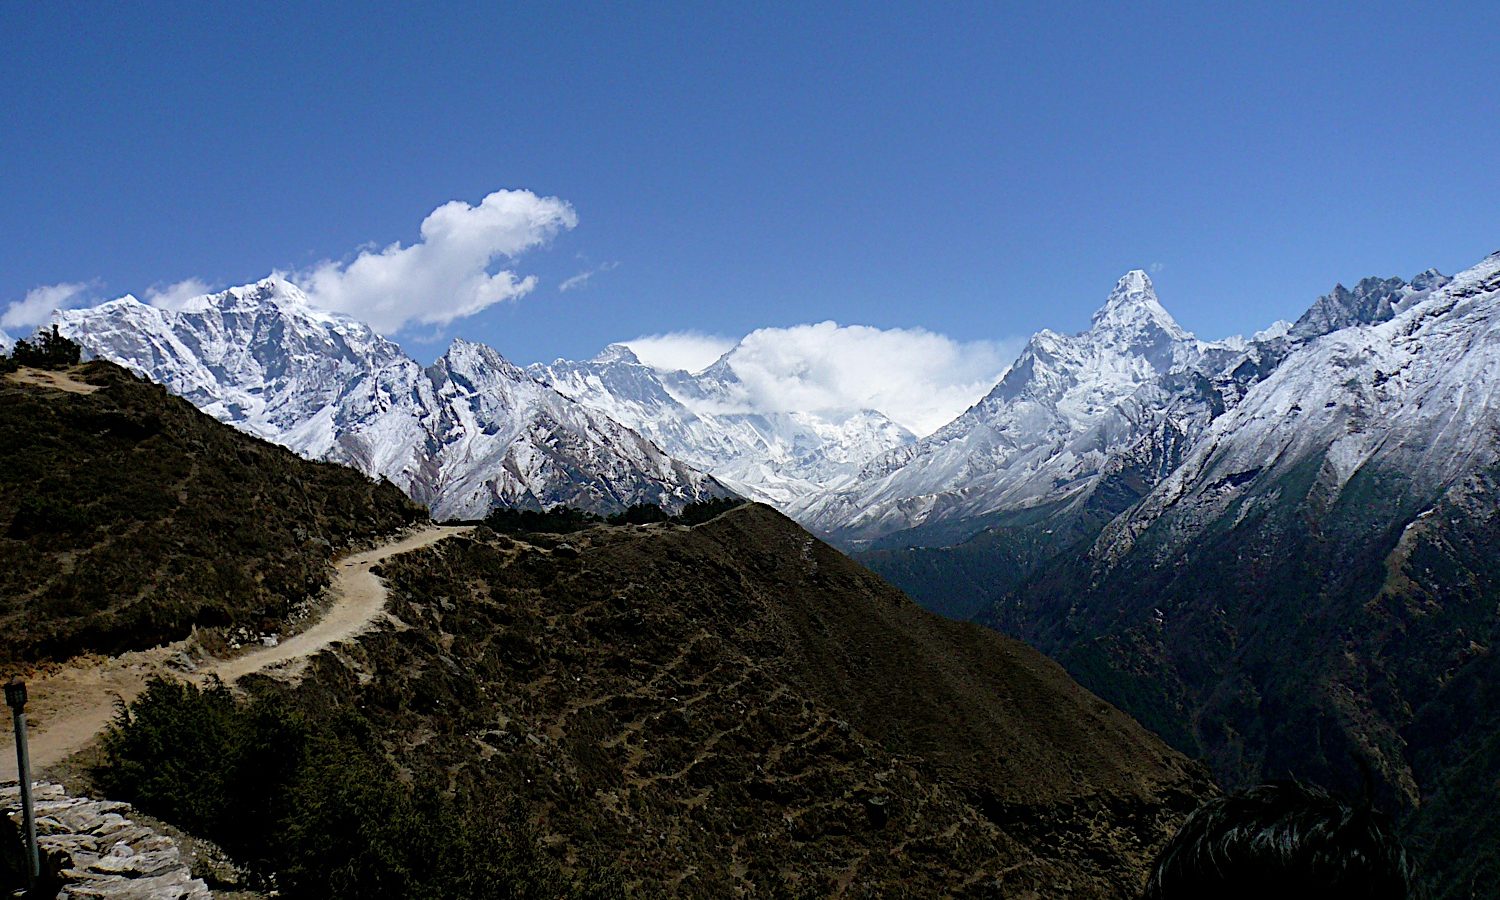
(482, 506, 605, 534)
(98, 677, 626, 899)
(607, 503, 670, 526)
(672, 497, 746, 526)
(480, 497, 746, 534)
(7, 326, 81, 370)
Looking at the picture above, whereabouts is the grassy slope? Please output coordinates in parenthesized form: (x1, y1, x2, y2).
(0, 361, 425, 663)
(991, 456, 1500, 898)
(268, 504, 1209, 896)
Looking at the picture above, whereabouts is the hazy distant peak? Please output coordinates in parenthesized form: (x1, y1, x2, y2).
(1254, 319, 1293, 342)
(592, 342, 643, 365)
(438, 336, 526, 380)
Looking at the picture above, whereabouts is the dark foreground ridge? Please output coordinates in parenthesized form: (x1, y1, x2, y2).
(0, 360, 424, 663)
(105, 503, 1212, 896)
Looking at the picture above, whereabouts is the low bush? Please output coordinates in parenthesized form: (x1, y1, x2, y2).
(9, 326, 81, 369)
(480, 497, 746, 534)
(98, 677, 625, 899)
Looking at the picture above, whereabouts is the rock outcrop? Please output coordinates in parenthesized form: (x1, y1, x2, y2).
(1, 782, 210, 899)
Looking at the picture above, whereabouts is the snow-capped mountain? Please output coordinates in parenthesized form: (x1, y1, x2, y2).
(795, 270, 1272, 545)
(54, 279, 731, 519)
(0, 329, 12, 354)
(1288, 268, 1451, 341)
(528, 345, 915, 507)
(978, 252, 1500, 851)
(1097, 251, 1500, 567)
(48, 259, 1476, 545)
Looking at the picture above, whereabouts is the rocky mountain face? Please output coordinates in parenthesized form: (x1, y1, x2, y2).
(1288, 268, 1451, 341)
(529, 344, 914, 507)
(852, 266, 1469, 618)
(981, 252, 1500, 898)
(53, 280, 731, 520)
(243, 504, 1210, 895)
(794, 271, 1277, 551)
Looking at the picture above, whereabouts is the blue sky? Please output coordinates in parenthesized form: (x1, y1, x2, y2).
(3, 2, 1497, 372)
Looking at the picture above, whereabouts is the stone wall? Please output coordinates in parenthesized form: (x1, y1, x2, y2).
(1, 782, 210, 899)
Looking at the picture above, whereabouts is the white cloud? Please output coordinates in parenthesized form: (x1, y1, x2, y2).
(144, 277, 212, 310)
(297, 188, 578, 333)
(624, 331, 737, 372)
(559, 260, 619, 293)
(1149, 262, 1165, 274)
(634, 322, 1021, 436)
(1, 282, 94, 331)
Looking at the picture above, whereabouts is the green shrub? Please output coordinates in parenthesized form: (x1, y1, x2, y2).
(483, 506, 604, 534)
(605, 503, 670, 526)
(674, 497, 746, 526)
(97, 677, 626, 899)
(480, 498, 746, 534)
(10, 326, 81, 369)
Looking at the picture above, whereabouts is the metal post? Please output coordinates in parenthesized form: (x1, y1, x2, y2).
(5, 678, 38, 892)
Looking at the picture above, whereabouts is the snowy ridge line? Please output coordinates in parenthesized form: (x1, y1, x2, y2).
(51, 253, 1486, 541)
(54, 278, 730, 520)
(794, 258, 1469, 547)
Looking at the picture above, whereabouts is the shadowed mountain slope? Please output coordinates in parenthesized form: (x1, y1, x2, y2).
(0, 360, 424, 663)
(268, 504, 1210, 896)
(984, 253, 1500, 898)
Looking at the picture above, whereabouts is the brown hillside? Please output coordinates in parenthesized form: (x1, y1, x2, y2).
(272, 504, 1210, 896)
(0, 361, 425, 663)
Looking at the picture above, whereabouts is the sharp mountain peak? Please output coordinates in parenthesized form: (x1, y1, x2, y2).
(1089, 268, 1189, 340)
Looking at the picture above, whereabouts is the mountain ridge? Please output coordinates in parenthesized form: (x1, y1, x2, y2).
(792, 270, 1265, 549)
(54, 281, 733, 519)
(976, 251, 1500, 898)
(528, 346, 915, 507)
(0, 358, 424, 663)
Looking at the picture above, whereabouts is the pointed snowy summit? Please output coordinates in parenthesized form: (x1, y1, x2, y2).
(592, 343, 642, 365)
(178, 276, 295, 312)
(1090, 270, 1188, 340)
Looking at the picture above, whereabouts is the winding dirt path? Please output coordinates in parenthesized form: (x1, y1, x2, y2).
(0, 524, 471, 781)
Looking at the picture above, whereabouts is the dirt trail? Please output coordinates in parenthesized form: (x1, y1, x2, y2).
(4, 366, 101, 395)
(0, 524, 470, 781)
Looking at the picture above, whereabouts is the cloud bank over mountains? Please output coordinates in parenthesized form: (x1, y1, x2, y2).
(2, 186, 1020, 437)
(629, 323, 1020, 436)
(143, 278, 214, 311)
(625, 331, 739, 372)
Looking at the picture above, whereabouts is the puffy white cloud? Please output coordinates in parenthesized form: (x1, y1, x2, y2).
(1, 282, 94, 331)
(144, 277, 213, 310)
(624, 331, 737, 372)
(634, 322, 1021, 436)
(297, 188, 577, 333)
